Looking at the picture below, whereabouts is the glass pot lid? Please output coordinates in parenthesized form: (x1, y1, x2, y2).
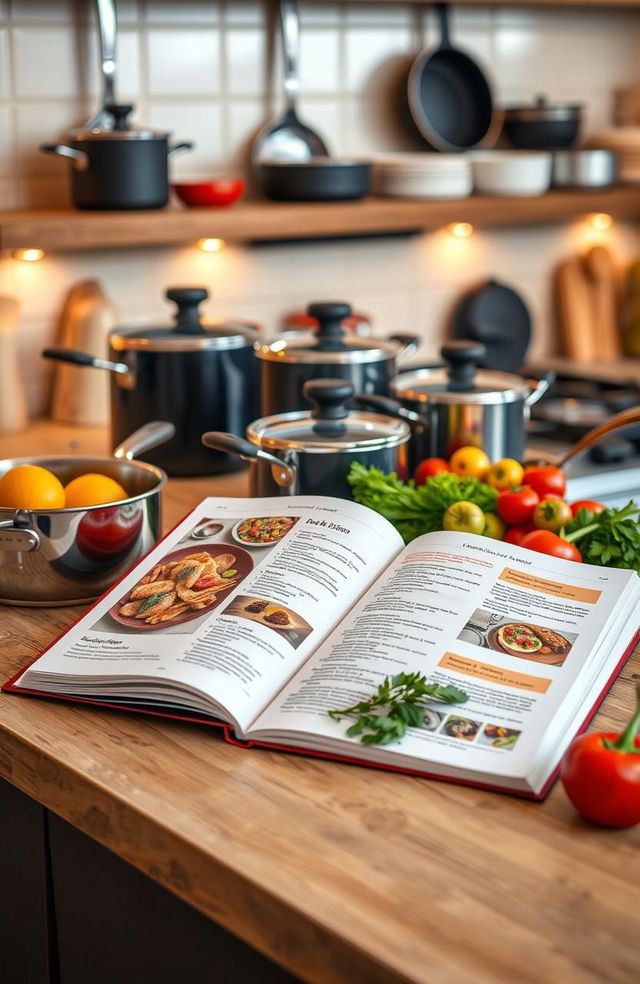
(255, 301, 405, 365)
(248, 379, 410, 452)
(110, 287, 260, 352)
(71, 102, 169, 141)
(392, 341, 531, 406)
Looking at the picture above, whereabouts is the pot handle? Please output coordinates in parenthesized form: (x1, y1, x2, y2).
(354, 394, 427, 434)
(42, 347, 130, 375)
(524, 371, 555, 408)
(168, 141, 194, 157)
(202, 432, 296, 489)
(113, 421, 176, 461)
(557, 405, 640, 471)
(0, 518, 40, 553)
(39, 143, 89, 172)
(388, 334, 420, 361)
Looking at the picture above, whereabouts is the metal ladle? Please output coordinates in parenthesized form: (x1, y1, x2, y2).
(252, 0, 329, 164)
(81, 0, 118, 132)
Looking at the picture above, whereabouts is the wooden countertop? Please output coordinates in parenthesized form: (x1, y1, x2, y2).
(1, 422, 640, 984)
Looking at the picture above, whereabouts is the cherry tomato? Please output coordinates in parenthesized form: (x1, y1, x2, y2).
(482, 513, 506, 540)
(486, 458, 524, 491)
(532, 497, 573, 532)
(570, 499, 606, 517)
(76, 504, 143, 562)
(442, 501, 486, 535)
(503, 522, 535, 546)
(519, 529, 582, 562)
(496, 486, 540, 526)
(522, 465, 566, 499)
(448, 446, 491, 480)
(414, 458, 450, 485)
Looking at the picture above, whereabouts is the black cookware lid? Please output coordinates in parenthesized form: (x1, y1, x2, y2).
(248, 378, 410, 451)
(110, 287, 260, 352)
(72, 103, 170, 141)
(451, 279, 532, 372)
(255, 302, 403, 365)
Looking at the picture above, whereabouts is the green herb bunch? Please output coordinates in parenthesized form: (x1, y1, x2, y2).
(328, 672, 468, 746)
(564, 501, 640, 571)
(347, 463, 498, 543)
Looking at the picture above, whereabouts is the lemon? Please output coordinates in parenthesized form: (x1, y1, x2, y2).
(64, 473, 128, 508)
(0, 464, 66, 509)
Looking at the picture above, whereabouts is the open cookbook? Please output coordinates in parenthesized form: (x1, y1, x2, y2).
(5, 496, 640, 798)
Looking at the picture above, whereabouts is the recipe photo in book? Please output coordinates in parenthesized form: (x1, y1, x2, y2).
(11, 495, 640, 796)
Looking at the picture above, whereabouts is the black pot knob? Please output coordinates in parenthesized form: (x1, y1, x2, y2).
(106, 102, 135, 131)
(308, 301, 352, 349)
(166, 287, 208, 334)
(304, 378, 353, 435)
(442, 340, 487, 392)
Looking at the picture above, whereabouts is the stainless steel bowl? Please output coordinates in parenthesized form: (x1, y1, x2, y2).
(552, 149, 618, 188)
(0, 422, 173, 606)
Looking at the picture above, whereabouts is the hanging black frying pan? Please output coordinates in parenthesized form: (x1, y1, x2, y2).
(407, 3, 498, 151)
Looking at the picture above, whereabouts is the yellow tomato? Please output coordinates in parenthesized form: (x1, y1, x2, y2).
(449, 446, 491, 480)
(483, 513, 506, 540)
(0, 464, 65, 509)
(486, 458, 524, 491)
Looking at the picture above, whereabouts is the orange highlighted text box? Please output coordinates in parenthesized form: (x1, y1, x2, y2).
(439, 651, 552, 694)
(498, 567, 601, 604)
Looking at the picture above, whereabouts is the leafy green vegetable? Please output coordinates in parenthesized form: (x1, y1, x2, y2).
(564, 501, 640, 571)
(138, 590, 172, 615)
(328, 671, 468, 746)
(347, 463, 498, 543)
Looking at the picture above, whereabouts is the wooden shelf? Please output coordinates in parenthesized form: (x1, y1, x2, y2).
(2, 187, 640, 252)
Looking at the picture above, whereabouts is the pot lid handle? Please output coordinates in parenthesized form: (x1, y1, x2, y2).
(442, 340, 487, 392)
(305, 378, 353, 435)
(106, 102, 134, 130)
(308, 301, 351, 350)
(166, 286, 208, 335)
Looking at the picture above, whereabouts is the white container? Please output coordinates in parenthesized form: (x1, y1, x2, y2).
(470, 150, 552, 196)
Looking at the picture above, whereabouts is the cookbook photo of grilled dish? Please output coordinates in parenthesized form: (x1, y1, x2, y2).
(458, 607, 577, 666)
(109, 545, 254, 630)
(223, 595, 313, 649)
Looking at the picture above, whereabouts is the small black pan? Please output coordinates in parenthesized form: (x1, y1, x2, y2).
(407, 3, 497, 151)
(257, 159, 371, 201)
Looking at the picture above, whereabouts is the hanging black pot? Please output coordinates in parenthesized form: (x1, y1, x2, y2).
(40, 102, 193, 210)
(42, 287, 261, 477)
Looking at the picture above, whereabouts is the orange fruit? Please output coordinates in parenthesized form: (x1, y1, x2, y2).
(64, 473, 128, 508)
(0, 464, 66, 509)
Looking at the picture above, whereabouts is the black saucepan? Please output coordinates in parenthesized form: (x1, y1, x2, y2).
(42, 287, 261, 477)
(407, 3, 498, 151)
(257, 159, 371, 201)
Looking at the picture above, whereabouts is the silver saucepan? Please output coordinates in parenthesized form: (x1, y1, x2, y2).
(0, 421, 174, 606)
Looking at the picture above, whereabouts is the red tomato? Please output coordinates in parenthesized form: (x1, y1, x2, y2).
(522, 465, 566, 498)
(496, 486, 540, 526)
(519, 529, 582, 563)
(76, 504, 144, 562)
(414, 458, 450, 485)
(503, 523, 535, 546)
(570, 499, 606, 517)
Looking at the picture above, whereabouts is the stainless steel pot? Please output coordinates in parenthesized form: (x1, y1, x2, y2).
(552, 149, 618, 188)
(373, 342, 552, 470)
(0, 421, 173, 606)
(255, 301, 419, 415)
(202, 379, 411, 498)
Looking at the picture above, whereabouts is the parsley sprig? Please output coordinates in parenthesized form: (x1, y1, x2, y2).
(564, 501, 640, 571)
(328, 672, 468, 746)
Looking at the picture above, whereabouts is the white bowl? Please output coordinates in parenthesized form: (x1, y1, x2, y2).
(470, 151, 552, 196)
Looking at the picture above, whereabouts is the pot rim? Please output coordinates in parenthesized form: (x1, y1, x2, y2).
(391, 367, 531, 405)
(248, 409, 410, 452)
(254, 338, 398, 365)
(111, 319, 261, 352)
(0, 455, 166, 515)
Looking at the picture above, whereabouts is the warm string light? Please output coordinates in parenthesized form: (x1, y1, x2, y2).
(12, 247, 45, 262)
(448, 222, 474, 239)
(197, 237, 226, 253)
(587, 212, 612, 231)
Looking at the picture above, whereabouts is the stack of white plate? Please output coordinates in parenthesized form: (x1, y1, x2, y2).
(373, 154, 472, 200)
(591, 128, 640, 182)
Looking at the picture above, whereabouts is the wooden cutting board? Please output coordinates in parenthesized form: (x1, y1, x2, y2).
(0, 295, 28, 434)
(582, 244, 622, 359)
(555, 257, 598, 362)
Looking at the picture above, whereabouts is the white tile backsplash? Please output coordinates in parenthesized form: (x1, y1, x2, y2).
(0, 0, 639, 419)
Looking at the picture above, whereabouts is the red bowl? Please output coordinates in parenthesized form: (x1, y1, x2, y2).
(172, 178, 245, 208)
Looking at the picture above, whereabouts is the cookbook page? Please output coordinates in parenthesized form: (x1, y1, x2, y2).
(250, 531, 637, 778)
(15, 496, 403, 732)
